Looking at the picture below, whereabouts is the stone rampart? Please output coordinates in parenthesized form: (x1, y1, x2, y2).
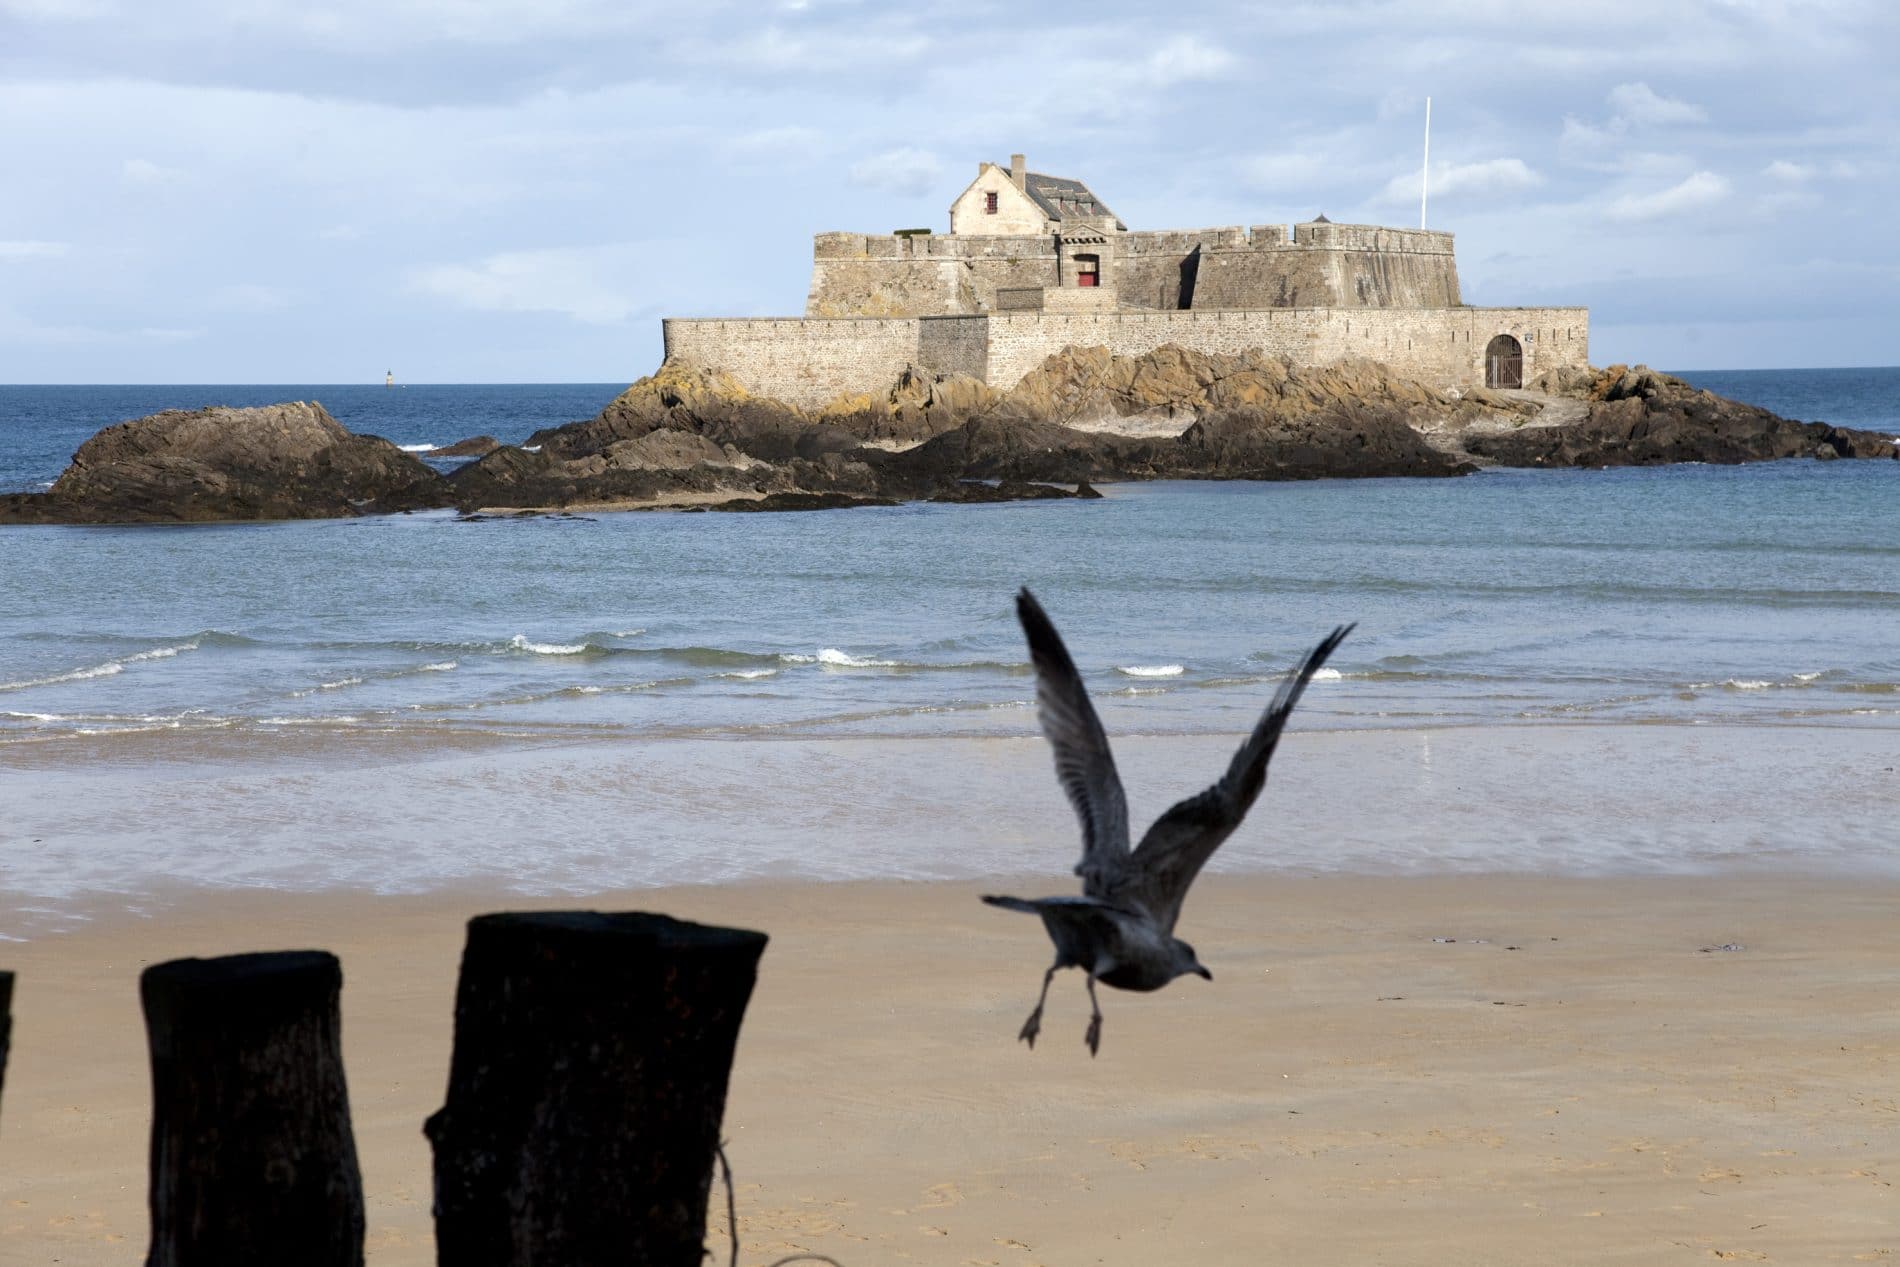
(805, 222, 1461, 316)
(984, 307, 1586, 390)
(661, 318, 922, 410)
(662, 308, 1589, 408)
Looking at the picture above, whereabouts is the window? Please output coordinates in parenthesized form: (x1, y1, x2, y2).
(985, 191, 998, 214)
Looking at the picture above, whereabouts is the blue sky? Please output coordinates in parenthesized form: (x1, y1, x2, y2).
(2, 0, 1894, 383)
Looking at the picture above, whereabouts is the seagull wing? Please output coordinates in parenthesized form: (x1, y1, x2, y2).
(1017, 588, 1131, 896)
(1120, 624, 1352, 932)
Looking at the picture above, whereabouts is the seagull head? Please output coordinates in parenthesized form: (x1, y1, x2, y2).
(1171, 938, 1213, 982)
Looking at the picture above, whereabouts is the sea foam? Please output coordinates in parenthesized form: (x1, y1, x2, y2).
(812, 648, 901, 668)
(509, 634, 589, 656)
(0, 639, 199, 693)
(1118, 664, 1184, 677)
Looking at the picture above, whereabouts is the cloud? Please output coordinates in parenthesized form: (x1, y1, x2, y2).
(121, 156, 180, 185)
(1606, 170, 1730, 222)
(849, 147, 944, 198)
(1764, 160, 1812, 182)
(1378, 158, 1542, 206)
(0, 240, 70, 261)
(1606, 82, 1707, 127)
(1143, 35, 1236, 86)
(406, 243, 653, 324)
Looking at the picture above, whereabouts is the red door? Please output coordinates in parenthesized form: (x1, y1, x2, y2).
(1077, 272, 1097, 287)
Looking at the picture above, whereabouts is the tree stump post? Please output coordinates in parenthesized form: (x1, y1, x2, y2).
(140, 951, 364, 1267)
(424, 911, 769, 1267)
(0, 970, 13, 1120)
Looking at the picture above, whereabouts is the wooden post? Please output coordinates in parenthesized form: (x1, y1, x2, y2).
(141, 951, 364, 1267)
(425, 911, 768, 1267)
(0, 970, 13, 1119)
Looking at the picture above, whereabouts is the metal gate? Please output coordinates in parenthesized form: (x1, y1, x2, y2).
(1485, 334, 1523, 388)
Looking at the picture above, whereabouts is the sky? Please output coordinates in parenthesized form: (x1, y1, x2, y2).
(1, 0, 1895, 383)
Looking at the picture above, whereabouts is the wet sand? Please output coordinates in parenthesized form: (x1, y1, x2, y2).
(7, 723, 1900, 939)
(3, 873, 1896, 1264)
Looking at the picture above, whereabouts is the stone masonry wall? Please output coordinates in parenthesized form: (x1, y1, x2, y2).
(662, 318, 922, 410)
(986, 307, 1587, 390)
(662, 307, 1590, 408)
(806, 223, 1461, 317)
(915, 315, 990, 381)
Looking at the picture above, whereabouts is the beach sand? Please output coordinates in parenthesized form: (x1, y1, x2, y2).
(3, 873, 1895, 1264)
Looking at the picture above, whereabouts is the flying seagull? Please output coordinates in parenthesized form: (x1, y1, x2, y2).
(984, 588, 1352, 1056)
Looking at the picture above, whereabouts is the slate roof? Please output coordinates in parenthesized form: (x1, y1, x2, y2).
(1021, 171, 1126, 230)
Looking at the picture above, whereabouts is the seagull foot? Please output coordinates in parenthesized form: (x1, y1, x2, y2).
(1084, 1014, 1101, 1057)
(1018, 1009, 1043, 1049)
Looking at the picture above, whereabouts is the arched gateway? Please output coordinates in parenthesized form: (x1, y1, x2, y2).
(1485, 334, 1524, 389)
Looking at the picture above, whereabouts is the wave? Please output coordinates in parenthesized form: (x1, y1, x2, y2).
(0, 639, 200, 693)
(399, 442, 438, 453)
(815, 648, 901, 668)
(286, 659, 460, 698)
(1118, 664, 1184, 677)
(508, 634, 592, 656)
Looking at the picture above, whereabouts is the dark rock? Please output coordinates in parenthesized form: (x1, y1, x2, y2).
(926, 479, 1089, 504)
(0, 401, 449, 524)
(1466, 365, 1900, 468)
(430, 435, 502, 458)
(699, 491, 898, 512)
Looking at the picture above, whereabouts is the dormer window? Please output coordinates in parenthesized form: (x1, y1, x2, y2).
(985, 191, 998, 214)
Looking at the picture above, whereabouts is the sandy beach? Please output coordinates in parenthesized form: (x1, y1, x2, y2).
(3, 872, 1895, 1264)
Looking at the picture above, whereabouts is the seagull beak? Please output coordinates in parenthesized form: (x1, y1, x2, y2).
(1196, 966, 1213, 981)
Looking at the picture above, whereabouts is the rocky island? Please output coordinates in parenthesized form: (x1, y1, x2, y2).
(1, 349, 1893, 526)
(5, 152, 1892, 526)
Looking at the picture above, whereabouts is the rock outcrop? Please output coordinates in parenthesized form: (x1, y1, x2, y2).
(0, 402, 449, 524)
(8, 354, 1889, 525)
(475, 347, 1477, 511)
(430, 435, 502, 458)
(1468, 364, 1899, 467)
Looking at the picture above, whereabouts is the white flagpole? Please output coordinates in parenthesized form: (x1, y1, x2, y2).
(1420, 96, 1432, 230)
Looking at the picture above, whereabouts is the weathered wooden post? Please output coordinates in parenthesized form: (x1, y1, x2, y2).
(0, 970, 13, 1118)
(425, 911, 768, 1267)
(141, 951, 364, 1267)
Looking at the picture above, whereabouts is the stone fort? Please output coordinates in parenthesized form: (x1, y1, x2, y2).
(662, 154, 1589, 409)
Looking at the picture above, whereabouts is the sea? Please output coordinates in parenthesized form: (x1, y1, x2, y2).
(1, 368, 1898, 923)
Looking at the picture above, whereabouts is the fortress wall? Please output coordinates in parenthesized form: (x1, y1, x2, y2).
(1291, 224, 1455, 254)
(805, 258, 966, 318)
(807, 233, 1059, 317)
(663, 318, 924, 410)
(1192, 245, 1461, 309)
(986, 307, 1588, 390)
(807, 225, 1466, 316)
(667, 308, 1589, 406)
(916, 316, 990, 381)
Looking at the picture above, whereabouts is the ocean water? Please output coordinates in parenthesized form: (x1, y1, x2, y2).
(1, 371, 1898, 917)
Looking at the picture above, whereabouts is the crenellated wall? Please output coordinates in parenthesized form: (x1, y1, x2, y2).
(804, 222, 1461, 317)
(663, 307, 1589, 409)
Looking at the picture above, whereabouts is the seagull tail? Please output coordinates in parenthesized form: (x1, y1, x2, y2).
(981, 894, 1041, 914)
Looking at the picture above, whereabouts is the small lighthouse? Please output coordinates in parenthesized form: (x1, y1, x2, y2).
(385, 369, 394, 388)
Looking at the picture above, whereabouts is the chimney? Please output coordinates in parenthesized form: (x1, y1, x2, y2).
(1010, 153, 1026, 191)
